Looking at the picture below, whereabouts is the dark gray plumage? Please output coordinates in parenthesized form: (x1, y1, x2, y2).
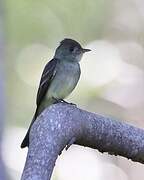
(21, 38, 91, 148)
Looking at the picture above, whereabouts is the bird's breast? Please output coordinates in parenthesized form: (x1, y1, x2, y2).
(47, 61, 80, 99)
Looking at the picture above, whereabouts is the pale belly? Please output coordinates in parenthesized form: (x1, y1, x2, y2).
(46, 61, 80, 100)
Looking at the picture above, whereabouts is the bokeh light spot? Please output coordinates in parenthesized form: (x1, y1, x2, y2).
(16, 44, 53, 87)
(81, 40, 123, 87)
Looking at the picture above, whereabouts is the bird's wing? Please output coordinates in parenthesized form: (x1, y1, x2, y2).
(36, 58, 58, 106)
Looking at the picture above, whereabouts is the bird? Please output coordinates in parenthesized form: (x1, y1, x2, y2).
(21, 38, 91, 148)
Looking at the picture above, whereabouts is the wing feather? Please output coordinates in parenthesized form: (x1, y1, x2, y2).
(36, 58, 58, 106)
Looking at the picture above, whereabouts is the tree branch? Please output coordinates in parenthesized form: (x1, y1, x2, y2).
(21, 103, 144, 180)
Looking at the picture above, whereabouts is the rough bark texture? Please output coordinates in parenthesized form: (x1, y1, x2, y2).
(21, 103, 144, 180)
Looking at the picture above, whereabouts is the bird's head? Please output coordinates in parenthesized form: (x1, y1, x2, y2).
(54, 38, 91, 62)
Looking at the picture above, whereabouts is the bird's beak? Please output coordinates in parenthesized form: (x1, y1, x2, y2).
(82, 48, 91, 53)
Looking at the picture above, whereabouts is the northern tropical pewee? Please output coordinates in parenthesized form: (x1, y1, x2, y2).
(21, 38, 91, 148)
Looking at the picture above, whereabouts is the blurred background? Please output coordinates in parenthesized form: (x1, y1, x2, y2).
(1, 0, 144, 179)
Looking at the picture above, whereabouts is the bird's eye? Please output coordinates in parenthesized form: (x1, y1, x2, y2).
(69, 46, 74, 52)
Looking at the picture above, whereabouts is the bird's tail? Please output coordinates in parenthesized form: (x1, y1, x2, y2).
(21, 110, 38, 148)
(21, 99, 56, 148)
(21, 128, 30, 148)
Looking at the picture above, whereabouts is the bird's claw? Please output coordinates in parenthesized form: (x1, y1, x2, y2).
(53, 98, 76, 106)
(52, 97, 62, 103)
(60, 99, 77, 106)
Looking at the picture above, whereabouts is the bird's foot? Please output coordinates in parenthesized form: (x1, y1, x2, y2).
(53, 98, 76, 106)
(53, 97, 62, 104)
(60, 99, 76, 106)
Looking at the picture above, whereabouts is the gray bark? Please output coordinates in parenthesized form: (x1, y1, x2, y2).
(21, 103, 144, 180)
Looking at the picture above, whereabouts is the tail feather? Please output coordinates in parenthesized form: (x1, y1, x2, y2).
(21, 129, 30, 148)
(21, 110, 38, 148)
